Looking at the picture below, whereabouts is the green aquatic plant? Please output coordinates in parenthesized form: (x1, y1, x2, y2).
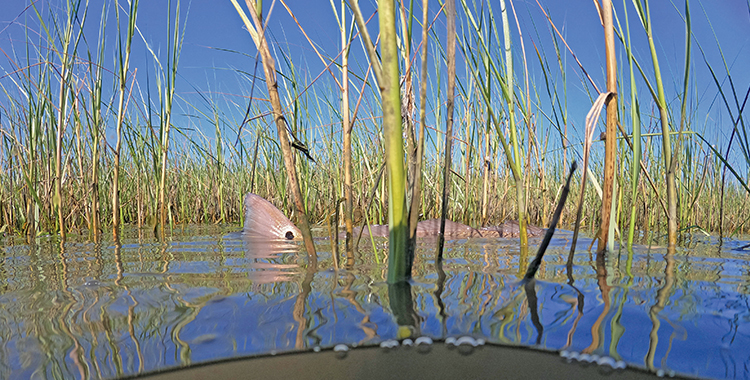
(352, 0, 409, 283)
(113, 0, 138, 235)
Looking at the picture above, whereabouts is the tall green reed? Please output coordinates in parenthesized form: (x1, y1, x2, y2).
(632, 0, 679, 246)
(113, 0, 138, 235)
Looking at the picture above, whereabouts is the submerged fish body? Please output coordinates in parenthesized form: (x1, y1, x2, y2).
(242, 192, 545, 240)
(353, 219, 544, 238)
(480, 220, 545, 238)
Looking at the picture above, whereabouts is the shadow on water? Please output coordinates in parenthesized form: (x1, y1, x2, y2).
(1, 225, 749, 379)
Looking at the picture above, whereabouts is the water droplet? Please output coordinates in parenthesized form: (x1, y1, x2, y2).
(415, 337, 433, 345)
(402, 339, 413, 346)
(596, 356, 617, 367)
(578, 353, 593, 363)
(594, 356, 618, 375)
(566, 351, 580, 362)
(313, 346, 321, 352)
(334, 344, 349, 352)
(334, 344, 349, 359)
(455, 336, 480, 347)
(380, 339, 399, 349)
(415, 337, 433, 354)
(450, 336, 481, 355)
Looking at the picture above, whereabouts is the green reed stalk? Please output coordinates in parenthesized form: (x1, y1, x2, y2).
(86, 2, 107, 238)
(509, 0, 535, 227)
(212, 103, 225, 223)
(622, 0, 642, 248)
(399, 0, 420, 254)
(463, 93, 472, 225)
(47, 0, 86, 239)
(499, 0, 529, 248)
(349, 0, 408, 281)
(17, 25, 48, 236)
(157, 0, 182, 230)
(480, 30, 492, 225)
(380, 0, 408, 282)
(671, 0, 691, 228)
(113, 0, 138, 234)
(634, 0, 678, 246)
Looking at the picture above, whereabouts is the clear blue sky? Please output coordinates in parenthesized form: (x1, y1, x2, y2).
(1, 0, 748, 166)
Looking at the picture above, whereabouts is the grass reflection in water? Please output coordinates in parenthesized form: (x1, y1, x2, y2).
(0, 225, 747, 380)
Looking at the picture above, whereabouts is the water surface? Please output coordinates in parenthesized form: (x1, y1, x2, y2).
(1, 226, 749, 379)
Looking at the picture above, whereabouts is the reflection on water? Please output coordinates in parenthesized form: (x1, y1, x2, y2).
(1, 226, 749, 379)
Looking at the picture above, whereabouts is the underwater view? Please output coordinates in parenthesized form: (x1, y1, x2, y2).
(1, 226, 749, 379)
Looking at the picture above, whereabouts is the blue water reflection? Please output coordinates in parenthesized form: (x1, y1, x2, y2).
(1, 227, 749, 379)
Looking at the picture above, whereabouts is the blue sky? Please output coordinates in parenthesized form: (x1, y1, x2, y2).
(1, 0, 749, 166)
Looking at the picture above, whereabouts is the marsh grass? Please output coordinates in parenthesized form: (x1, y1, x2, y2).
(1, 0, 749, 248)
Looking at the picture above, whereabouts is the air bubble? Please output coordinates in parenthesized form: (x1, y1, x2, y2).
(566, 351, 580, 362)
(415, 337, 433, 354)
(313, 346, 321, 352)
(402, 339, 413, 346)
(450, 336, 481, 355)
(334, 344, 349, 352)
(270, 350, 277, 356)
(657, 369, 666, 377)
(445, 337, 456, 345)
(455, 336, 480, 347)
(415, 337, 433, 345)
(596, 356, 617, 368)
(380, 340, 399, 349)
(594, 356, 618, 375)
(334, 344, 349, 359)
(560, 350, 570, 359)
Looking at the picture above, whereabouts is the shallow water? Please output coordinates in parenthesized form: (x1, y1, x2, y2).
(1, 225, 749, 379)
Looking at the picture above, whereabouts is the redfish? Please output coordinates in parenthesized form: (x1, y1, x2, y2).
(243, 193, 545, 240)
